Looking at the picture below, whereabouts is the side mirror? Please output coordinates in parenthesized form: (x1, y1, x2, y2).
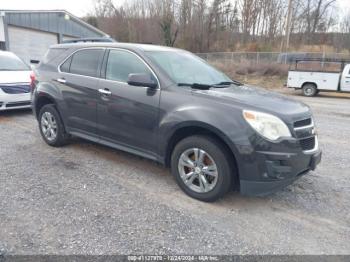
(127, 73, 158, 89)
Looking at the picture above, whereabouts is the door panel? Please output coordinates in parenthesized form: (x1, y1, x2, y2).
(341, 65, 350, 92)
(59, 48, 104, 136)
(97, 49, 160, 155)
(59, 74, 100, 135)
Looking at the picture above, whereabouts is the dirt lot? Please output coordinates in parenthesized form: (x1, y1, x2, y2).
(0, 88, 349, 255)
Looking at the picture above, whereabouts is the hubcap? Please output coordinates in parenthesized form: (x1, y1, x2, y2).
(41, 112, 58, 142)
(178, 148, 218, 193)
(305, 87, 313, 95)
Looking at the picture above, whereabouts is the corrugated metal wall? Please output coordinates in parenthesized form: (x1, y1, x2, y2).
(1, 10, 108, 63)
(4, 11, 105, 39)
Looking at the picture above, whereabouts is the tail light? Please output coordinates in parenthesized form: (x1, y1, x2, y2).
(30, 72, 36, 89)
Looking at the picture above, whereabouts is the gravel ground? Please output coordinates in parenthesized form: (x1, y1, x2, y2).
(0, 90, 349, 255)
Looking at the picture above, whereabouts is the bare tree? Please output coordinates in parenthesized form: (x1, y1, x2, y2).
(87, 0, 348, 53)
(340, 11, 350, 52)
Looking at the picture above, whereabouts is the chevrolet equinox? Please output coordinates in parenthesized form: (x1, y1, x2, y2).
(32, 43, 322, 202)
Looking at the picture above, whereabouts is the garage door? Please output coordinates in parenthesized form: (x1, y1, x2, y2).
(8, 26, 58, 64)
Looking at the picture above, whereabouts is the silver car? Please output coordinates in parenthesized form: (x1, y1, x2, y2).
(0, 51, 33, 111)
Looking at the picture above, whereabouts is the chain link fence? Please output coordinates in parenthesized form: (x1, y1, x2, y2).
(197, 52, 350, 66)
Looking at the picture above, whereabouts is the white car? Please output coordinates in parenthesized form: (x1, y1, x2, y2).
(0, 51, 33, 111)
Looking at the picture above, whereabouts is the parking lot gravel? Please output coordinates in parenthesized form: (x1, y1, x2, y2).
(0, 90, 349, 255)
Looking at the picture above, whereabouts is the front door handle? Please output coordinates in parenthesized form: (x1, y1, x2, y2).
(98, 88, 112, 96)
(56, 78, 66, 84)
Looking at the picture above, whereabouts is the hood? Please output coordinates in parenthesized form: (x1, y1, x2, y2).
(0, 71, 32, 84)
(192, 84, 311, 121)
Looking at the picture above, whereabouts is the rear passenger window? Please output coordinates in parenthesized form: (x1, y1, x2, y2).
(106, 50, 152, 82)
(69, 49, 104, 77)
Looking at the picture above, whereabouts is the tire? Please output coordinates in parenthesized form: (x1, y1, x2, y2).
(171, 135, 235, 202)
(38, 104, 69, 147)
(302, 83, 317, 97)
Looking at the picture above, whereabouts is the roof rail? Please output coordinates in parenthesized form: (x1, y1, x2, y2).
(61, 37, 116, 44)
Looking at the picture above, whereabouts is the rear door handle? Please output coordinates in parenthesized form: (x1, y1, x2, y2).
(56, 78, 66, 84)
(98, 88, 112, 96)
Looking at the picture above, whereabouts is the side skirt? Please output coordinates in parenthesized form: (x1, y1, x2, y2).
(69, 130, 161, 163)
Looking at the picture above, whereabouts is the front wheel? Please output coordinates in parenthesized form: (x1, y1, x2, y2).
(171, 135, 235, 202)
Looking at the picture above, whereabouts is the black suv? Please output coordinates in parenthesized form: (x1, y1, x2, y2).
(32, 43, 321, 202)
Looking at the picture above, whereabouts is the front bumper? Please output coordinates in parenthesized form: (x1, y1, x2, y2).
(0, 90, 32, 111)
(233, 126, 322, 196)
(240, 150, 322, 196)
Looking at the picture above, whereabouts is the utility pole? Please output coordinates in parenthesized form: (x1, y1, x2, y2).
(285, 0, 293, 51)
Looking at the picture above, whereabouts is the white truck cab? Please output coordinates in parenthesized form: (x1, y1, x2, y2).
(287, 58, 350, 96)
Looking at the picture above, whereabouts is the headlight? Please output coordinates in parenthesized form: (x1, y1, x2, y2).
(243, 110, 291, 141)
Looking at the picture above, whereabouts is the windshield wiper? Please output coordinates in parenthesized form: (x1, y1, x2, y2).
(215, 80, 243, 86)
(178, 80, 243, 90)
(178, 83, 212, 90)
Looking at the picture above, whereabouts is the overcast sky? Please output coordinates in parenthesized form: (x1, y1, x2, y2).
(0, 0, 95, 17)
(0, 0, 349, 18)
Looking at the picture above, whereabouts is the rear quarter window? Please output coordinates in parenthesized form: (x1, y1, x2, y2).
(60, 56, 72, 73)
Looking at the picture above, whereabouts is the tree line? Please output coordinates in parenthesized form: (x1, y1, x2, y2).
(85, 0, 350, 53)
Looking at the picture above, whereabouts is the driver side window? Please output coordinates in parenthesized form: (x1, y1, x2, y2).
(106, 50, 152, 83)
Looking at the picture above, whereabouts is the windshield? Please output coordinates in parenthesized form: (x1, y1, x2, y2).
(0, 53, 30, 71)
(146, 51, 231, 86)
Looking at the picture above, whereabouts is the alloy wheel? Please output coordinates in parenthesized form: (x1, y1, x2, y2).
(178, 148, 218, 193)
(41, 112, 58, 142)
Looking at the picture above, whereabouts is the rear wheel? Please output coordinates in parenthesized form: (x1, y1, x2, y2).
(39, 104, 69, 147)
(302, 83, 317, 97)
(171, 135, 234, 202)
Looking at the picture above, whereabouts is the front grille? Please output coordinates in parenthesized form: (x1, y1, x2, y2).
(293, 117, 317, 152)
(294, 118, 312, 128)
(0, 84, 31, 94)
(5, 101, 31, 108)
(299, 137, 316, 151)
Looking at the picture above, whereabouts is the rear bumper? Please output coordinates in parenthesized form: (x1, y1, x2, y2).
(0, 91, 31, 111)
(239, 150, 322, 196)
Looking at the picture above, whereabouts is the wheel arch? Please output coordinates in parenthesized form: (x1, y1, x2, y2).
(34, 94, 57, 120)
(164, 122, 240, 184)
(302, 82, 317, 89)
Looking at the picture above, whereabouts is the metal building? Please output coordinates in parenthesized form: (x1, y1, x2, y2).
(0, 10, 108, 63)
